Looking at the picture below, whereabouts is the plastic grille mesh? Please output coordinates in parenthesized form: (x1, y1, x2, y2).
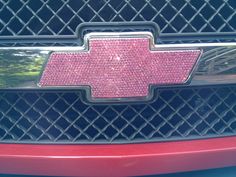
(0, 0, 236, 37)
(0, 85, 236, 144)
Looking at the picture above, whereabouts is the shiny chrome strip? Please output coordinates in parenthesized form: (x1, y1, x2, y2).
(0, 32, 236, 89)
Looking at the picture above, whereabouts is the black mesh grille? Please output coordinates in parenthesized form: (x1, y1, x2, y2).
(0, 0, 236, 37)
(0, 85, 236, 144)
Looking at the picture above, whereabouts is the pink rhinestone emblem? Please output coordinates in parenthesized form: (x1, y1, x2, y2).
(39, 37, 201, 98)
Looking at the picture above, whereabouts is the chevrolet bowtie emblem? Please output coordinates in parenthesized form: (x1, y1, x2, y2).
(39, 32, 201, 101)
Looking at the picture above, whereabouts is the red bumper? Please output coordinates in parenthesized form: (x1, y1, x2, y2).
(1, 137, 236, 177)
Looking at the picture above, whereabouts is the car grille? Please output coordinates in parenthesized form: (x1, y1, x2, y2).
(0, 1, 236, 144)
(0, 0, 236, 37)
(0, 85, 236, 144)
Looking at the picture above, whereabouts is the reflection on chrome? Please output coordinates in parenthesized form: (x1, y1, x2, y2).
(0, 32, 236, 89)
(197, 47, 236, 75)
(0, 50, 48, 88)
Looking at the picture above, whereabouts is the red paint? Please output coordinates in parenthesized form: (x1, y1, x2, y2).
(0, 137, 236, 176)
(40, 38, 201, 98)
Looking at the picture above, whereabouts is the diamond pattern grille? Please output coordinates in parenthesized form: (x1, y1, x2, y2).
(0, 0, 236, 37)
(0, 86, 236, 144)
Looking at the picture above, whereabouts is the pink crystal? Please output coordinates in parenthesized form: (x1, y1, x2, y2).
(39, 38, 201, 98)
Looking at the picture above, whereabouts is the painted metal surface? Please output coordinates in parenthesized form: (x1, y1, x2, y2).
(0, 137, 236, 176)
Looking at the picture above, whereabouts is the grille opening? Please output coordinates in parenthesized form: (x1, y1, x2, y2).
(0, 85, 236, 144)
(0, 0, 236, 37)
